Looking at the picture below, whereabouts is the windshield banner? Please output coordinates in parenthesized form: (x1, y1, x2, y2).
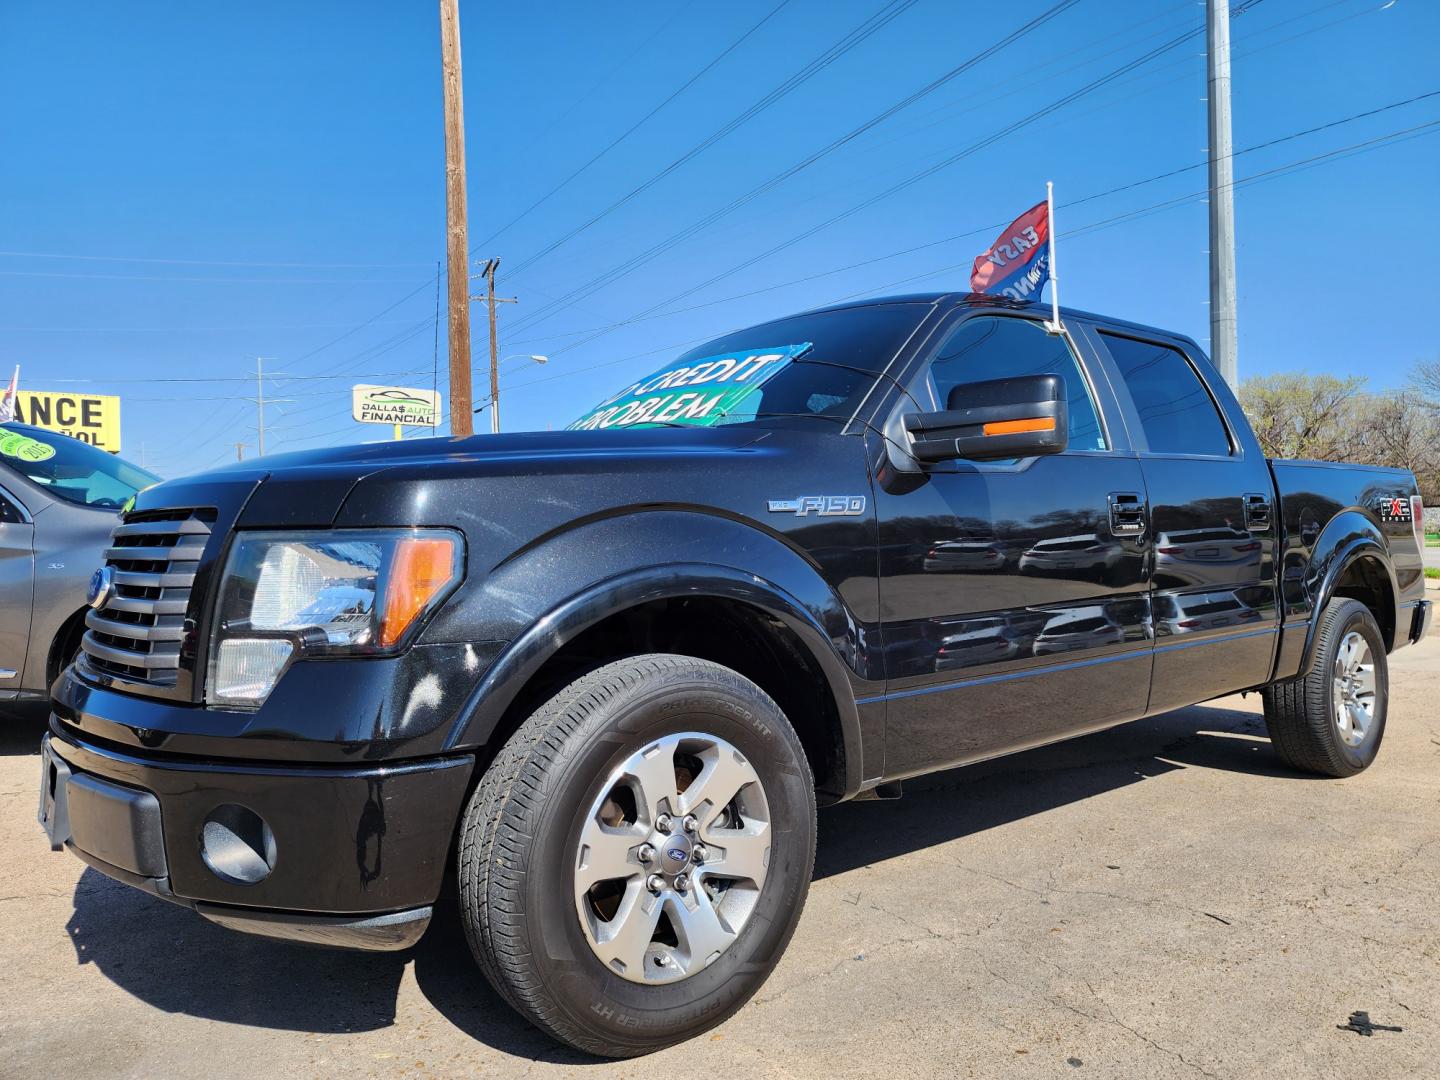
(568, 342, 812, 431)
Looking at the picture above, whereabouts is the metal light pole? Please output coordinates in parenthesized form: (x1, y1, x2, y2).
(474, 354, 547, 432)
(1207, 0, 1239, 389)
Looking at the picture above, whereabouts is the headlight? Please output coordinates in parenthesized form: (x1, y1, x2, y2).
(207, 529, 462, 707)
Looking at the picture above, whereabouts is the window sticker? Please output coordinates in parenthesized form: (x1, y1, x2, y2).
(568, 343, 813, 431)
(0, 432, 56, 462)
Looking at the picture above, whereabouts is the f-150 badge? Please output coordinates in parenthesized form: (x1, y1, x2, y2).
(767, 495, 866, 517)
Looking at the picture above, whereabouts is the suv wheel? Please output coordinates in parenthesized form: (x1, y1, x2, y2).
(1262, 597, 1388, 777)
(457, 654, 816, 1057)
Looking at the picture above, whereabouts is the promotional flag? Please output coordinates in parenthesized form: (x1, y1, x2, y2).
(0, 366, 18, 423)
(970, 200, 1051, 303)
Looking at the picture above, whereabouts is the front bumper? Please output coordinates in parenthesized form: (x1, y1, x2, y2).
(39, 725, 473, 951)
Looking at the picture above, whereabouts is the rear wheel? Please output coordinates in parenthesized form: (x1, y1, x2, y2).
(457, 654, 816, 1057)
(1262, 598, 1387, 777)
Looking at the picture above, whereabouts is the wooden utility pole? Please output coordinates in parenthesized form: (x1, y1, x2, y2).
(439, 0, 473, 435)
(473, 258, 517, 433)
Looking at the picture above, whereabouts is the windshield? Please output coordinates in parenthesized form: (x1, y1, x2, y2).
(0, 425, 159, 509)
(569, 303, 929, 431)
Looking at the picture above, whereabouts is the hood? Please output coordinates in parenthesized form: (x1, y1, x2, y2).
(132, 427, 768, 530)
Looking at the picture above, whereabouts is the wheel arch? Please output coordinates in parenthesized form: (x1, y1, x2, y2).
(444, 564, 868, 805)
(1299, 514, 1400, 671)
(45, 606, 90, 693)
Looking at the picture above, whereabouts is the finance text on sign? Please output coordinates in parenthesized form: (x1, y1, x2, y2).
(11, 392, 122, 453)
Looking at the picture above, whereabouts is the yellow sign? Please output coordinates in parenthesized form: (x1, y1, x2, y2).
(11, 391, 122, 453)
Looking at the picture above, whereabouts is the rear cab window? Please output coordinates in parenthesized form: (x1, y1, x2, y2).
(1098, 332, 1232, 456)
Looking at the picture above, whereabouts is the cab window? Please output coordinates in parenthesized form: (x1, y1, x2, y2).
(1099, 332, 1232, 456)
(925, 316, 1107, 451)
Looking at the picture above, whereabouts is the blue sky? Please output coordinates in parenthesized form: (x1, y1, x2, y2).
(1, 0, 1436, 475)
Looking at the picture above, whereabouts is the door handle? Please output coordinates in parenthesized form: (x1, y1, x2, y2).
(1243, 493, 1272, 531)
(1108, 491, 1147, 539)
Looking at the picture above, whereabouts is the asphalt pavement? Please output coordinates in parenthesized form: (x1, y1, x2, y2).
(3, 622, 1438, 1079)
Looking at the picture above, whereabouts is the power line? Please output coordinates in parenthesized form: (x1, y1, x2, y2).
(504, 2, 698, 164)
(504, 0, 1085, 337)
(0, 250, 431, 269)
(0, 269, 428, 285)
(284, 274, 439, 371)
(475, 0, 795, 250)
(503, 0, 928, 281)
(510, 0, 1366, 344)
(281, 107, 1432, 450)
(523, 14, 1207, 355)
(0, 319, 421, 333)
(484, 115, 1438, 417)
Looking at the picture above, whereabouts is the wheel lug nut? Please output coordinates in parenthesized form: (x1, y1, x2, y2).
(674, 873, 690, 894)
(637, 844, 655, 864)
(691, 845, 708, 865)
(655, 814, 673, 834)
(646, 874, 665, 894)
(682, 814, 698, 834)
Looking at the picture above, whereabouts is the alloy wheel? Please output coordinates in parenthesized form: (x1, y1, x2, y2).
(573, 731, 770, 984)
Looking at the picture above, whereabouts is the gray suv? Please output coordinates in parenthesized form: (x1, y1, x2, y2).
(0, 423, 158, 709)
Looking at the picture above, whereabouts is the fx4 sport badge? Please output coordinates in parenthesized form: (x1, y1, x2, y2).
(767, 495, 866, 517)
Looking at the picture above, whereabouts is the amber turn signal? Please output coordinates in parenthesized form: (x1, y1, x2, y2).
(982, 416, 1055, 437)
(379, 537, 460, 647)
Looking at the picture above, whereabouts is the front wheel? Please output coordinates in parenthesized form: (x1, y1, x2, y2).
(457, 654, 816, 1057)
(1262, 597, 1388, 777)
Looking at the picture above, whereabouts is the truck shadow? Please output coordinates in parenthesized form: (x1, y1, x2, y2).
(0, 706, 49, 756)
(814, 698, 1303, 881)
(60, 700, 1306, 1057)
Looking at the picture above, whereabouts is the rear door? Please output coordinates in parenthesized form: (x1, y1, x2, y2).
(1080, 325, 1279, 712)
(869, 311, 1153, 779)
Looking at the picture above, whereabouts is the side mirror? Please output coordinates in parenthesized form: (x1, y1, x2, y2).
(903, 373, 1068, 463)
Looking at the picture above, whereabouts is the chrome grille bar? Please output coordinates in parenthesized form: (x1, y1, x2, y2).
(80, 507, 214, 689)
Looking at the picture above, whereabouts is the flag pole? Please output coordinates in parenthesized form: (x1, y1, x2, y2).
(1044, 181, 1062, 334)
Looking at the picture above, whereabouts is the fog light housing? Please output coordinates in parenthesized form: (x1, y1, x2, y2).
(211, 638, 294, 704)
(201, 804, 276, 886)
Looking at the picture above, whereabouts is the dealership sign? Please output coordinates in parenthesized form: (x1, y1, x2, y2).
(10, 391, 122, 452)
(351, 384, 442, 426)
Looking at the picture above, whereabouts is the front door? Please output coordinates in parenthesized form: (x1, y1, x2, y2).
(871, 312, 1153, 780)
(1082, 328, 1279, 713)
(0, 485, 35, 691)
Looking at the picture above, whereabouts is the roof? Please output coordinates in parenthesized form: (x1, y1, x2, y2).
(788, 292, 1206, 352)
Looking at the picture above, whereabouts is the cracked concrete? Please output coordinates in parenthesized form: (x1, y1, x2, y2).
(2, 634, 1438, 1078)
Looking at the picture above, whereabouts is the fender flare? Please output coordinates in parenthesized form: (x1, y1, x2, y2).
(1298, 514, 1399, 671)
(443, 561, 867, 799)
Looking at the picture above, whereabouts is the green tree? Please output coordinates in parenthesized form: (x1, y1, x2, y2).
(1238, 373, 1367, 460)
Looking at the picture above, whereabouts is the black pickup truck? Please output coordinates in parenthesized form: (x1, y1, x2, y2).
(38, 294, 1430, 1057)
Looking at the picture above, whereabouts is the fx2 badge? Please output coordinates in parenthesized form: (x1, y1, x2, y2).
(1378, 496, 1415, 524)
(767, 495, 866, 517)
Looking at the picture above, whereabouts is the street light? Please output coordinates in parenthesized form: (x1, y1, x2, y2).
(474, 354, 548, 432)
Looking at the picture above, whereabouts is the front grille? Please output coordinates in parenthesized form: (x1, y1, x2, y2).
(81, 507, 215, 687)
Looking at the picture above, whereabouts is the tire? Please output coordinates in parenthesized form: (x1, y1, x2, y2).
(457, 654, 817, 1058)
(1262, 598, 1388, 777)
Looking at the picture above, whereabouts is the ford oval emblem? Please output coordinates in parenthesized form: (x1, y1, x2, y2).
(666, 846, 688, 863)
(87, 566, 115, 610)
